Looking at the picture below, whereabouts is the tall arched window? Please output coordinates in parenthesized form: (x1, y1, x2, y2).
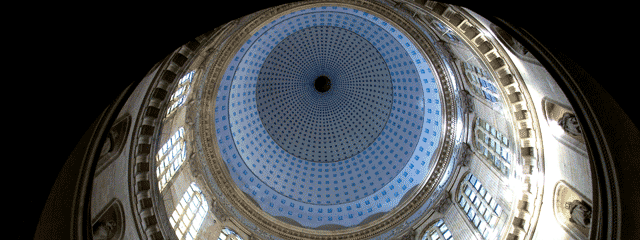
(156, 127, 186, 192)
(458, 174, 503, 239)
(422, 219, 454, 240)
(170, 183, 209, 240)
(462, 62, 500, 104)
(431, 20, 461, 43)
(166, 70, 195, 117)
(473, 117, 510, 177)
(218, 227, 244, 240)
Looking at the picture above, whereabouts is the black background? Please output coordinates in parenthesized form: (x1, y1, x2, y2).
(23, 1, 636, 239)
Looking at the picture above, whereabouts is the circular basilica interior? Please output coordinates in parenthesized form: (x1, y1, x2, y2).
(35, 1, 640, 240)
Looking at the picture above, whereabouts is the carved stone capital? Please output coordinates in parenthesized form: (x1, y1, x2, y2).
(399, 229, 416, 240)
(457, 142, 472, 167)
(211, 197, 230, 222)
(189, 152, 202, 178)
(460, 90, 474, 114)
(185, 99, 196, 127)
(434, 191, 453, 214)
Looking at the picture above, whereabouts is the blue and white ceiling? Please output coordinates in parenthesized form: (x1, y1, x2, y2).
(214, 6, 442, 228)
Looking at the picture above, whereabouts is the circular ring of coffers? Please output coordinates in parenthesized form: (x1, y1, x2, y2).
(207, 2, 448, 230)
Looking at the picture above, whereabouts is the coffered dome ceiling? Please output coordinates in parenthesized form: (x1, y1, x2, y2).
(195, 0, 464, 238)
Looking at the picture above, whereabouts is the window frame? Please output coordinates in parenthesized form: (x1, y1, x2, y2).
(156, 127, 186, 192)
(166, 70, 196, 117)
(457, 173, 503, 239)
(421, 219, 454, 240)
(169, 183, 209, 240)
(473, 118, 511, 177)
(462, 62, 501, 104)
(218, 227, 245, 240)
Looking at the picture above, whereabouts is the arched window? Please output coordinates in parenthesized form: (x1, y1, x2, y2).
(422, 219, 454, 240)
(431, 20, 460, 43)
(458, 174, 503, 239)
(166, 70, 195, 117)
(473, 118, 510, 177)
(462, 62, 500, 104)
(170, 183, 209, 240)
(156, 127, 186, 192)
(218, 227, 244, 240)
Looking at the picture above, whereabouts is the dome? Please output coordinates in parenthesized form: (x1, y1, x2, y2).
(34, 1, 640, 240)
(210, 5, 448, 229)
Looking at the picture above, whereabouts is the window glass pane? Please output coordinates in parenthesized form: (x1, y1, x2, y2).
(479, 187, 486, 197)
(430, 232, 439, 240)
(469, 191, 477, 201)
(187, 207, 195, 217)
(177, 203, 185, 214)
(489, 198, 497, 208)
(473, 197, 481, 207)
(193, 216, 203, 229)
(439, 224, 448, 233)
(169, 183, 208, 240)
(443, 230, 451, 239)
(484, 209, 492, 221)
(490, 215, 499, 226)
(478, 205, 487, 215)
(484, 193, 492, 202)
(474, 181, 482, 190)
(179, 221, 188, 232)
(467, 209, 476, 220)
(473, 216, 481, 226)
(478, 221, 487, 232)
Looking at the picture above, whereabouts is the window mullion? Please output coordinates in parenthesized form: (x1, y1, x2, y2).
(463, 182, 490, 227)
(475, 122, 510, 176)
(182, 196, 198, 239)
(436, 228, 446, 240)
(180, 188, 197, 240)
